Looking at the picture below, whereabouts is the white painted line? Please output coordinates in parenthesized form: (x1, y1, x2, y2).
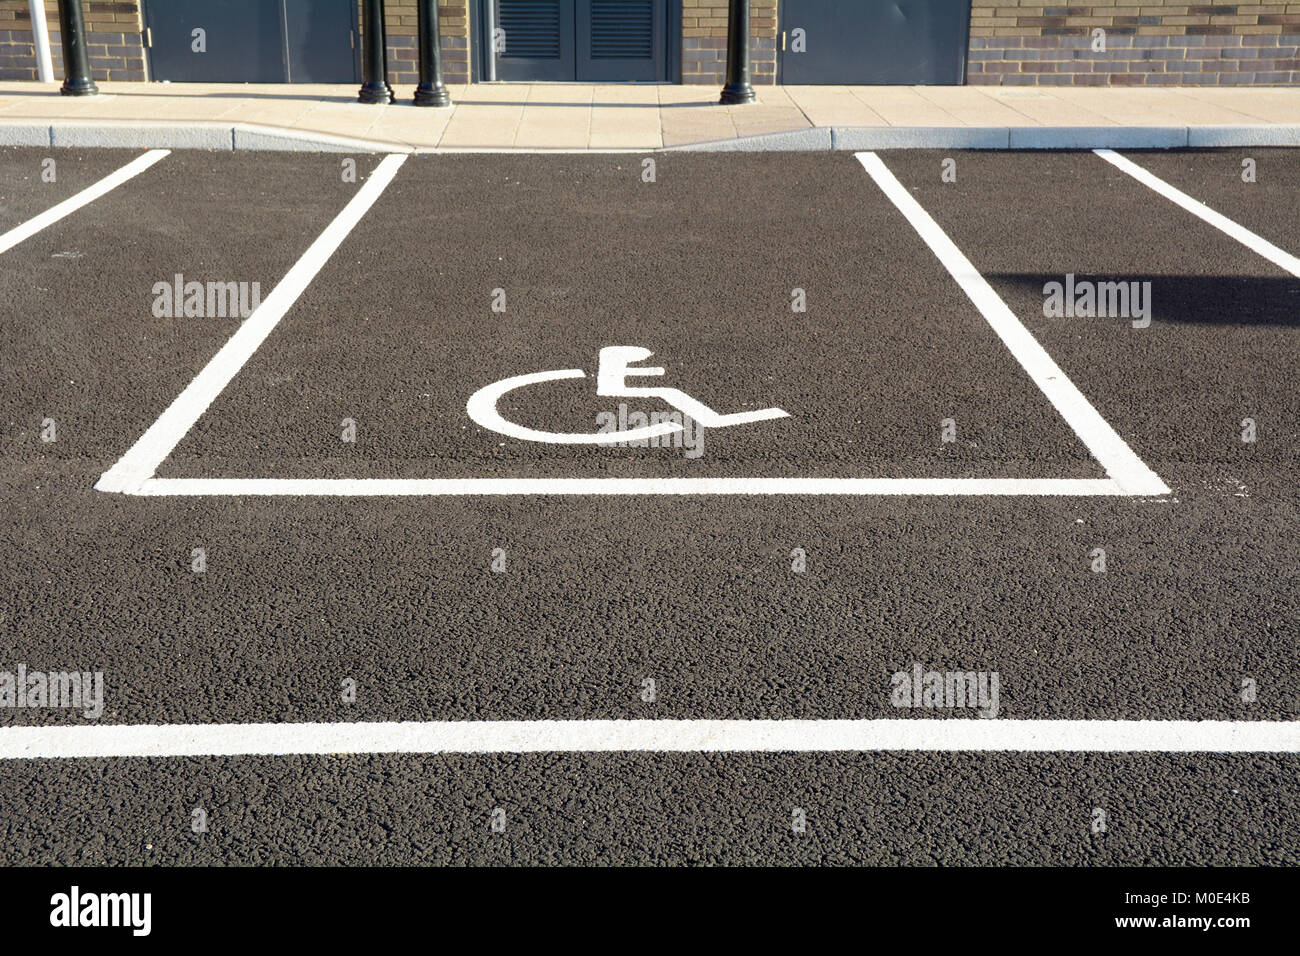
(0, 149, 169, 256)
(95, 153, 409, 494)
(135, 477, 1126, 497)
(856, 152, 1169, 497)
(1095, 147, 1300, 279)
(0, 719, 1295, 758)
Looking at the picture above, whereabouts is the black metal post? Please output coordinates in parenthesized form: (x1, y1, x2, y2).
(56, 0, 98, 96)
(414, 0, 451, 107)
(719, 0, 755, 105)
(358, 0, 394, 104)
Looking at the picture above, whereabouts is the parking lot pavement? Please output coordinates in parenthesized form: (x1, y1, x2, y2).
(886, 148, 1300, 496)
(1, 752, 1296, 866)
(0, 150, 152, 235)
(0, 148, 385, 471)
(0, 147, 1296, 865)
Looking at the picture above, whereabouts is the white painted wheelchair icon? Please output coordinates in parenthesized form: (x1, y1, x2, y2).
(466, 346, 790, 445)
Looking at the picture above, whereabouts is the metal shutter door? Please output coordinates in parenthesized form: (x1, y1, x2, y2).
(577, 0, 666, 82)
(495, 0, 576, 82)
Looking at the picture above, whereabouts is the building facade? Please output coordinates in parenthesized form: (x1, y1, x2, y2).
(1, 1, 1298, 87)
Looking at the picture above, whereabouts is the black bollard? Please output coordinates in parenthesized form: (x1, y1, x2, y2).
(414, 0, 451, 106)
(719, 0, 755, 106)
(57, 0, 98, 96)
(358, 0, 394, 104)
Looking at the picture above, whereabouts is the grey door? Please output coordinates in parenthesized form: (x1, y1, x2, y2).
(284, 0, 359, 82)
(143, 0, 358, 83)
(577, 0, 667, 82)
(143, 0, 283, 82)
(493, 0, 668, 82)
(779, 0, 970, 85)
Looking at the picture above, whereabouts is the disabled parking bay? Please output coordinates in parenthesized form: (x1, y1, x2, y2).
(157, 153, 1097, 483)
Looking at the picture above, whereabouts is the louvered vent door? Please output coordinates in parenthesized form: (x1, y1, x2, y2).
(490, 1, 668, 82)
(495, 0, 576, 82)
(577, 0, 666, 81)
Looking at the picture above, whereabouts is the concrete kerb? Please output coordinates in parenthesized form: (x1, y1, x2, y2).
(48, 121, 235, 150)
(1007, 126, 1189, 149)
(670, 127, 833, 151)
(832, 126, 1011, 149)
(1187, 125, 1300, 147)
(0, 120, 413, 153)
(679, 125, 1300, 151)
(0, 122, 51, 147)
(3, 119, 1300, 152)
(231, 123, 412, 153)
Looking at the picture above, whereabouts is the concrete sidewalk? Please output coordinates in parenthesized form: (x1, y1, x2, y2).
(3, 80, 1300, 151)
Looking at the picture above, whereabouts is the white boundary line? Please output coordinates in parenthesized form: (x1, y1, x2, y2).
(136, 477, 1126, 496)
(855, 152, 1168, 497)
(95, 153, 409, 494)
(95, 151, 1168, 498)
(0, 149, 169, 256)
(0, 719, 1295, 758)
(1095, 147, 1300, 279)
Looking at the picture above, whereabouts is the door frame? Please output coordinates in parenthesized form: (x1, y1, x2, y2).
(472, 0, 681, 83)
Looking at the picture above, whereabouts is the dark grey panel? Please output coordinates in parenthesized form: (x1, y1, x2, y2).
(780, 0, 970, 85)
(284, 0, 359, 83)
(143, 0, 284, 83)
(144, 0, 357, 83)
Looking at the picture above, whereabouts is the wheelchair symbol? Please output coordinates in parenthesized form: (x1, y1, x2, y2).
(466, 346, 790, 444)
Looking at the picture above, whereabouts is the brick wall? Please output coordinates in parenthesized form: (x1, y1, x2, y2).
(367, 0, 469, 87)
(682, 0, 777, 84)
(0, 0, 146, 81)
(969, 1, 1300, 85)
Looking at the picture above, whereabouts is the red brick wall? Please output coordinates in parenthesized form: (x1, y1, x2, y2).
(681, 0, 778, 85)
(0, 0, 146, 81)
(362, 0, 469, 86)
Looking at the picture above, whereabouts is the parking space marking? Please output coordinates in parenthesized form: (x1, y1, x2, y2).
(1, 719, 1296, 758)
(97, 152, 1167, 499)
(855, 152, 1169, 498)
(134, 477, 1126, 496)
(0, 149, 169, 257)
(95, 153, 409, 495)
(1095, 148, 1300, 279)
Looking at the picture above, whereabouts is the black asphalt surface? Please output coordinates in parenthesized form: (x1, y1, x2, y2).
(0, 146, 1296, 865)
(163, 153, 1090, 480)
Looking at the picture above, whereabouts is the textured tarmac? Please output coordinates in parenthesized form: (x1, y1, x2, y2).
(0, 147, 1295, 864)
